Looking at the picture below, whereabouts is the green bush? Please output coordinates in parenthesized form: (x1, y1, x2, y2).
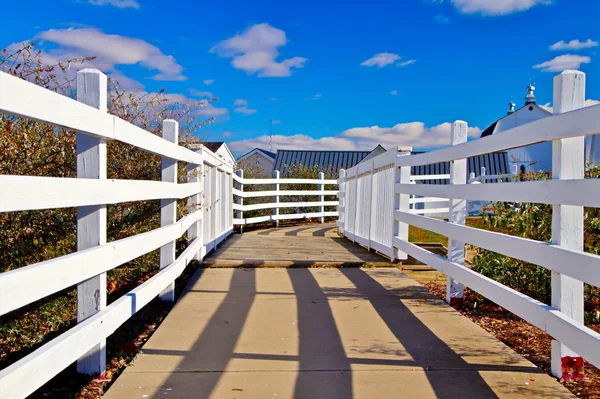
(472, 166, 600, 319)
(0, 44, 214, 362)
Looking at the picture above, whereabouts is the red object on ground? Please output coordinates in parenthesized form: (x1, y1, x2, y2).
(449, 297, 464, 310)
(562, 356, 585, 380)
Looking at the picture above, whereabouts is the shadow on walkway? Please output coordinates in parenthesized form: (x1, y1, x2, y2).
(341, 268, 500, 398)
(144, 267, 551, 398)
(288, 268, 353, 398)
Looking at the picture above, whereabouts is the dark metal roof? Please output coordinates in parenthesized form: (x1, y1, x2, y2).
(411, 151, 510, 184)
(480, 121, 498, 138)
(202, 142, 225, 152)
(257, 148, 276, 159)
(273, 150, 372, 174)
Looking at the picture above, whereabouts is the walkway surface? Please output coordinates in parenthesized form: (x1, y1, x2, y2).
(105, 227, 573, 399)
(202, 224, 389, 267)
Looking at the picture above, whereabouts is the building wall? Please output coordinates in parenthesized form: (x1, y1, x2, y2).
(215, 146, 236, 168)
(495, 106, 552, 172)
(238, 152, 274, 177)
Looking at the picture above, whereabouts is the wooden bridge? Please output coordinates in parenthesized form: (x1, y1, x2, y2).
(1, 68, 600, 398)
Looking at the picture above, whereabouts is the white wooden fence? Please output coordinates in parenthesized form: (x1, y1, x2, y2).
(0, 69, 234, 398)
(338, 70, 600, 379)
(232, 172, 339, 226)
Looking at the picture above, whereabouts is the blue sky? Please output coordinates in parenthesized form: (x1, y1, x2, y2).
(1, 0, 599, 155)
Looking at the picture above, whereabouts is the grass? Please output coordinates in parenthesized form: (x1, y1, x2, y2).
(408, 217, 487, 247)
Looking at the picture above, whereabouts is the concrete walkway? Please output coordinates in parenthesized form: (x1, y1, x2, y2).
(105, 267, 572, 398)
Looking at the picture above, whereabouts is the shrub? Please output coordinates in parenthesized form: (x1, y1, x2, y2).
(0, 44, 215, 362)
(472, 165, 600, 319)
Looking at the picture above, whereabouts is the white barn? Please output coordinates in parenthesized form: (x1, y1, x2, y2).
(480, 82, 600, 172)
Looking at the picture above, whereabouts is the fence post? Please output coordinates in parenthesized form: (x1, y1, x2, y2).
(236, 169, 244, 233)
(393, 146, 412, 262)
(338, 169, 346, 235)
(75, 69, 107, 375)
(446, 121, 468, 309)
(551, 70, 586, 379)
(159, 120, 178, 302)
(187, 148, 203, 261)
(318, 172, 325, 223)
(273, 170, 280, 227)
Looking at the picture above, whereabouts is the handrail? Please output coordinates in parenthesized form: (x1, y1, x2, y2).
(0, 68, 235, 397)
(337, 70, 600, 377)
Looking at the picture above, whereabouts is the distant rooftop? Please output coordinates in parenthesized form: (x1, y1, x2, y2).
(274, 149, 373, 174)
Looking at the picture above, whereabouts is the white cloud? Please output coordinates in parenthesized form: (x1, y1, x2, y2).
(31, 27, 186, 82)
(533, 54, 591, 72)
(390, 90, 398, 96)
(550, 39, 599, 51)
(397, 59, 417, 67)
(228, 121, 481, 153)
(161, 93, 228, 117)
(190, 89, 213, 98)
(234, 107, 257, 115)
(86, 0, 140, 8)
(450, 0, 551, 16)
(304, 93, 323, 101)
(223, 131, 232, 138)
(434, 14, 450, 23)
(210, 23, 306, 77)
(361, 52, 401, 67)
(270, 97, 278, 101)
(203, 79, 214, 85)
(233, 98, 257, 115)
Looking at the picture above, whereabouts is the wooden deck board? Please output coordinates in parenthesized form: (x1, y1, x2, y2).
(203, 223, 391, 266)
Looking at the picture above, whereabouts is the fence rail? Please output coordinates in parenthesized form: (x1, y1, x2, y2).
(338, 70, 600, 379)
(0, 69, 234, 398)
(232, 175, 339, 226)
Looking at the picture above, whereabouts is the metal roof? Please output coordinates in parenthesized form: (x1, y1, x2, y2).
(411, 151, 510, 184)
(273, 150, 371, 174)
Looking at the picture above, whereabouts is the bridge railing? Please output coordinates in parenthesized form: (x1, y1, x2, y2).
(232, 171, 339, 228)
(0, 69, 234, 398)
(338, 70, 600, 378)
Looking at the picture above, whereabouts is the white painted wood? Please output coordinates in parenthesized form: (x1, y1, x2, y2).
(395, 147, 412, 261)
(395, 210, 600, 287)
(0, 211, 203, 316)
(0, 71, 231, 169)
(412, 174, 451, 181)
(318, 172, 325, 224)
(234, 177, 338, 185)
(338, 169, 346, 235)
(236, 170, 244, 233)
(210, 166, 218, 250)
(273, 170, 280, 227)
(391, 104, 600, 168)
(233, 211, 339, 226)
(0, 176, 202, 212)
(447, 121, 468, 306)
(186, 149, 203, 261)
(392, 237, 600, 372)
(233, 188, 339, 198)
(409, 197, 449, 204)
(551, 70, 586, 377)
(0, 236, 204, 399)
(75, 69, 107, 376)
(410, 207, 450, 215)
(395, 179, 600, 208)
(232, 201, 339, 212)
(159, 120, 178, 302)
